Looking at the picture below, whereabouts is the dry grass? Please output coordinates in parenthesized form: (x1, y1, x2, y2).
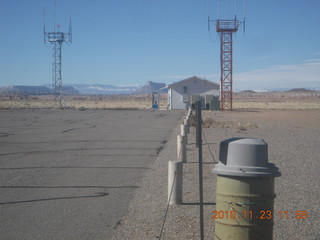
(233, 91, 320, 109)
(233, 100, 320, 110)
(0, 93, 319, 110)
(201, 116, 259, 131)
(0, 94, 168, 110)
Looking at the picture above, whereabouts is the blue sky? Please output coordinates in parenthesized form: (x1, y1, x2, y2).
(0, 0, 319, 91)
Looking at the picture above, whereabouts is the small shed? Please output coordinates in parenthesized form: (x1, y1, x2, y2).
(166, 76, 220, 110)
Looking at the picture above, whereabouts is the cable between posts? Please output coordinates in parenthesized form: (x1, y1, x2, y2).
(158, 114, 187, 239)
(157, 171, 177, 240)
(202, 129, 218, 163)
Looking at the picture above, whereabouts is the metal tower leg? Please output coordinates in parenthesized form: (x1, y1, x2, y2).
(220, 31, 233, 110)
(52, 41, 63, 107)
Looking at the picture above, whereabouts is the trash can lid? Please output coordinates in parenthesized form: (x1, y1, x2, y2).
(213, 138, 281, 177)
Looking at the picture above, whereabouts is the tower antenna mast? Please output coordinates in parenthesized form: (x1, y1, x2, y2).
(44, 3, 72, 108)
(208, 0, 245, 110)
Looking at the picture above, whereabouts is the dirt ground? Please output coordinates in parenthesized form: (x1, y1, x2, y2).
(0, 94, 168, 110)
(111, 109, 320, 240)
(202, 109, 320, 239)
(0, 93, 319, 110)
(202, 109, 320, 128)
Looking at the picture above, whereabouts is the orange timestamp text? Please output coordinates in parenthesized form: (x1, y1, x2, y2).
(212, 210, 308, 220)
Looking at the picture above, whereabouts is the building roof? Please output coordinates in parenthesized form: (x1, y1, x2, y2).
(167, 76, 219, 88)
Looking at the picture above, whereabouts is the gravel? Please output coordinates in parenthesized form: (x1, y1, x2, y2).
(111, 109, 320, 240)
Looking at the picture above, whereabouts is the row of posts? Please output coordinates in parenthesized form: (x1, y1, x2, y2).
(166, 103, 281, 240)
(167, 107, 191, 205)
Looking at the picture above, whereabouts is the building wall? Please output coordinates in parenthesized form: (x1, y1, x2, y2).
(169, 78, 219, 110)
(167, 88, 172, 110)
(171, 89, 188, 110)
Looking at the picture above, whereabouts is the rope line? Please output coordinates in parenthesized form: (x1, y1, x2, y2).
(225, 201, 256, 206)
(157, 171, 177, 240)
(202, 128, 218, 163)
(157, 112, 188, 239)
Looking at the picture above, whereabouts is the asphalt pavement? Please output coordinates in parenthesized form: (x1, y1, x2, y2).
(0, 109, 183, 240)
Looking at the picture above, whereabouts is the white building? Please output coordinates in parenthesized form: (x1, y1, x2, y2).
(166, 76, 220, 110)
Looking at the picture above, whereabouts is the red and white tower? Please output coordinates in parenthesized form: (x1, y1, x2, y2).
(208, 0, 245, 110)
(216, 18, 241, 110)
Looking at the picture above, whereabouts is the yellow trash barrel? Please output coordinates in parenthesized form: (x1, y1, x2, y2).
(212, 138, 281, 240)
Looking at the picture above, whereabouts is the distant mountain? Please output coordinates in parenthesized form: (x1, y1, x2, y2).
(3, 84, 318, 96)
(66, 84, 139, 94)
(63, 86, 80, 95)
(0, 85, 79, 95)
(0, 85, 52, 95)
(240, 90, 256, 93)
(235, 87, 320, 93)
(0, 83, 168, 95)
(288, 88, 316, 92)
(270, 87, 320, 92)
(134, 81, 167, 94)
(66, 81, 167, 95)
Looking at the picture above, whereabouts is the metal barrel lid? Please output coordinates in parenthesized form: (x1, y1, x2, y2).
(213, 138, 281, 177)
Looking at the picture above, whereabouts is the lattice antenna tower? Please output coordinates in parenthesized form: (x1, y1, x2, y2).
(43, 3, 72, 107)
(208, 0, 245, 110)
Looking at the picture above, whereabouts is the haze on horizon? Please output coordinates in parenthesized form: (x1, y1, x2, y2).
(0, 0, 319, 91)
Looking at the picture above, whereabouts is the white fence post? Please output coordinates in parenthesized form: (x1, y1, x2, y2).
(168, 161, 183, 205)
(177, 135, 186, 163)
(181, 124, 188, 144)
